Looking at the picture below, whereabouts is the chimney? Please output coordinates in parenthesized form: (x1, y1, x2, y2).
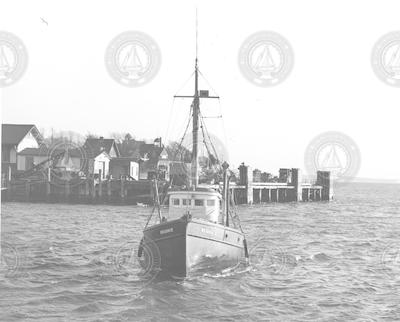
(154, 137, 162, 147)
(99, 136, 105, 151)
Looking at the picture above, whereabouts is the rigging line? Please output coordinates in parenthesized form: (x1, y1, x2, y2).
(175, 100, 193, 151)
(178, 105, 192, 148)
(201, 116, 220, 165)
(201, 118, 218, 166)
(174, 105, 193, 160)
(144, 205, 157, 229)
(198, 70, 220, 97)
(198, 69, 229, 155)
(199, 115, 210, 151)
(164, 96, 176, 143)
(199, 117, 213, 162)
(176, 105, 192, 145)
(173, 71, 195, 96)
(201, 115, 223, 119)
(169, 70, 195, 143)
(200, 111, 221, 163)
(229, 192, 244, 233)
(219, 100, 229, 159)
(201, 70, 229, 154)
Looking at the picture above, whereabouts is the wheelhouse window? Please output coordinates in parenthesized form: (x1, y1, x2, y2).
(172, 198, 180, 206)
(194, 199, 204, 206)
(207, 200, 215, 207)
(182, 199, 191, 206)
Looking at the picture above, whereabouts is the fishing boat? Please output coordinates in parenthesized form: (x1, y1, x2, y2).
(137, 31, 249, 279)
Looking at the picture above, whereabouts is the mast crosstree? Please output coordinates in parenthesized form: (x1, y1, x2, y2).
(174, 11, 219, 189)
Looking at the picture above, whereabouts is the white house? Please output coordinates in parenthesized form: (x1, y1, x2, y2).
(1, 124, 43, 177)
(83, 137, 120, 180)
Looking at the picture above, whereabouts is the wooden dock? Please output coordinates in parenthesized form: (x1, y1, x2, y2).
(1, 164, 333, 205)
(231, 165, 333, 204)
(1, 177, 159, 205)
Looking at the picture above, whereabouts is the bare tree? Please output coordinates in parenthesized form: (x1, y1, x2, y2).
(85, 132, 100, 140)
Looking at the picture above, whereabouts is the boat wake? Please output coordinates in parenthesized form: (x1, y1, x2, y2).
(188, 256, 251, 279)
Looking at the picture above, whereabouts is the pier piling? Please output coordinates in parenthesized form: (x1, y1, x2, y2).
(317, 171, 333, 201)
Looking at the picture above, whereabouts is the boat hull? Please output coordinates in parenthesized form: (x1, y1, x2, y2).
(140, 217, 245, 279)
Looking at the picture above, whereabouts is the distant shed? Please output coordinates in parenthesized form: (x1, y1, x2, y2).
(109, 158, 139, 180)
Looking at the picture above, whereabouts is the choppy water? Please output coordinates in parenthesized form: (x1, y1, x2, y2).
(1, 183, 400, 321)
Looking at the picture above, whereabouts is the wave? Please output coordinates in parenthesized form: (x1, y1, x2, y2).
(310, 252, 332, 262)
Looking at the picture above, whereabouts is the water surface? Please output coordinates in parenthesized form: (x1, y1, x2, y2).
(1, 183, 400, 321)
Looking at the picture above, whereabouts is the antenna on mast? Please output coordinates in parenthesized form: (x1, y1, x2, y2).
(195, 7, 198, 66)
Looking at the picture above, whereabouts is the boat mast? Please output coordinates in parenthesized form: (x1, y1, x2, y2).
(192, 58, 200, 188)
(191, 9, 200, 189)
(174, 10, 219, 189)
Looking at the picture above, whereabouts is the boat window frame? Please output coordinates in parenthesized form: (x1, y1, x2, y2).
(194, 199, 204, 206)
(172, 198, 180, 206)
(182, 199, 191, 206)
(206, 199, 216, 207)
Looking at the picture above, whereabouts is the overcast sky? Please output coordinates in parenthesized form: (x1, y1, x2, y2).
(1, 0, 399, 181)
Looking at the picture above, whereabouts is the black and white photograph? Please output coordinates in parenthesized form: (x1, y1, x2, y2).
(1, 0, 400, 321)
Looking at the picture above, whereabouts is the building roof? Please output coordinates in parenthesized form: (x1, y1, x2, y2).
(1, 124, 42, 145)
(118, 138, 169, 172)
(138, 144, 168, 172)
(140, 143, 162, 160)
(19, 147, 83, 158)
(110, 157, 139, 165)
(118, 139, 145, 158)
(83, 137, 120, 158)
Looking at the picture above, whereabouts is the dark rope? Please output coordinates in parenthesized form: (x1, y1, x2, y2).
(173, 104, 193, 161)
(199, 111, 221, 164)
